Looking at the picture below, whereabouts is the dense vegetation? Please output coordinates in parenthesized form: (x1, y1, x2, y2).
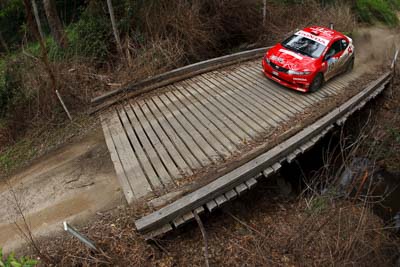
(0, 0, 399, 165)
(356, 0, 400, 26)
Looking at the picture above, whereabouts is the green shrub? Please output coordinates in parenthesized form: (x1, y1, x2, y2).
(0, 138, 36, 172)
(24, 35, 72, 62)
(356, 0, 400, 26)
(0, 0, 25, 51)
(387, 0, 400, 9)
(0, 59, 5, 99)
(0, 60, 24, 118)
(0, 248, 38, 267)
(23, 3, 112, 63)
(67, 14, 112, 62)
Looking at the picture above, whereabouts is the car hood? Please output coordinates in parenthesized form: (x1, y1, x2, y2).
(267, 44, 318, 72)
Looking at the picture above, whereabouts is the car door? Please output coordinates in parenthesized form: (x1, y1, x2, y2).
(324, 39, 343, 81)
(334, 38, 352, 72)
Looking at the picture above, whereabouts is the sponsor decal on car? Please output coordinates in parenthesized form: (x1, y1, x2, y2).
(278, 49, 303, 60)
(293, 77, 308, 81)
(295, 30, 330, 46)
(285, 62, 299, 70)
(327, 57, 338, 71)
(270, 55, 284, 63)
(309, 27, 334, 37)
(348, 45, 354, 54)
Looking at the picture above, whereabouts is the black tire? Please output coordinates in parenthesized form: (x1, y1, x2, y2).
(309, 73, 324, 93)
(346, 57, 355, 73)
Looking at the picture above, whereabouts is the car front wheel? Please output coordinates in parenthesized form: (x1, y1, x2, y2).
(309, 73, 323, 93)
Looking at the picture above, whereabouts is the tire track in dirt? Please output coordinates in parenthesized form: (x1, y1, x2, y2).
(0, 129, 124, 253)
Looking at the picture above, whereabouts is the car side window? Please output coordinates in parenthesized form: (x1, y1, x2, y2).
(325, 40, 342, 60)
(340, 39, 348, 50)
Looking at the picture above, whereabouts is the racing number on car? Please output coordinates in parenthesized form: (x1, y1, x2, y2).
(327, 57, 338, 71)
(325, 39, 346, 79)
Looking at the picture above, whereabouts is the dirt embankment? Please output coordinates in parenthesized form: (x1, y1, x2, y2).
(354, 26, 400, 69)
(0, 129, 124, 253)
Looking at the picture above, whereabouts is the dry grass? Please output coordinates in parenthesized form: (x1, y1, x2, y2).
(354, 72, 400, 173)
(260, 1, 356, 44)
(26, 179, 398, 266)
(0, 57, 101, 141)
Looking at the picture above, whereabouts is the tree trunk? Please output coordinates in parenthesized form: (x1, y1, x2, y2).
(262, 0, 267, 26)
(43, 0, 68, 48)
(106, 0, 123, 55)
(32, 0, 45, 40)
(23, 0, 56, 111)
(24, 0, 72, 121)
(0, 31, 9, 53)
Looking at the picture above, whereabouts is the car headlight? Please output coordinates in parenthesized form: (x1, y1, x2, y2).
(287, 70, 312, 75)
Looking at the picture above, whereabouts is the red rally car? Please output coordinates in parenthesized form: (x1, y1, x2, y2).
(262, 26, 355, 93)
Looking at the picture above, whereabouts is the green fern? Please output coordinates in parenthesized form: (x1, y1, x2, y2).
(0, 248, 38, 267)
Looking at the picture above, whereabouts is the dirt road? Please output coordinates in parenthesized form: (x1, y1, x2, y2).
(0, 129, 124, 253)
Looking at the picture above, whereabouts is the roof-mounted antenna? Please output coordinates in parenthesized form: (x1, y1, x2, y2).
(329, 23, 334, 30)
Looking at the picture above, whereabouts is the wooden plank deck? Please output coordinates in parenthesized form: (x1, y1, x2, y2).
(135, 72, 391, 234)
(101, 58, 364, 203)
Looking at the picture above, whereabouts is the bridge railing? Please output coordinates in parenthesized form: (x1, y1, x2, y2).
(90, 47, 271, 114)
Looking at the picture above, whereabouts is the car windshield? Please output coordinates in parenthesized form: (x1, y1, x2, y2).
(281, 34, 326, 58)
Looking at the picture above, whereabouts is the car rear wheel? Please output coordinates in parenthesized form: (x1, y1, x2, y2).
(309, 73, 323, 93)
(346, 57, 355, 73)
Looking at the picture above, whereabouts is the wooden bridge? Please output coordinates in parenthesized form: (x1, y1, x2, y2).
(94, 47, 395, 238)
